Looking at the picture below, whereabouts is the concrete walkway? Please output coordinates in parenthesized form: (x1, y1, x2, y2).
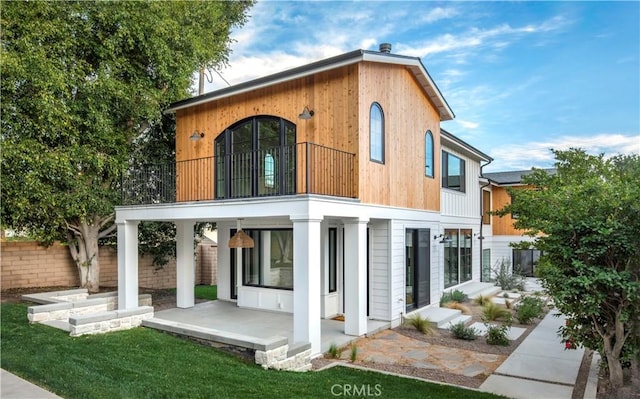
(479, 312, 585, 399)
(1, 369, 62, 399)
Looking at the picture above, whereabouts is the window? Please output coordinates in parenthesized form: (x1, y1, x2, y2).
(444, 228, 473, 288)
(215, 116, 296, 199)
(233, 228, 294, 290)
(370, 102, 384, 163)
(328, 228, 337, 293)
(482, 190, 491, 224)
(425, 130, 434, 177)
(442, 151, 465, 192)
(512, 249, 541, 277)
(510, 193, 519, 219)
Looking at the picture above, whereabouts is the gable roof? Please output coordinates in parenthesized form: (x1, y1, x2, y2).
(440, 128, 493, 162)
(484, 168, 556, 185)
(165, 50, 455, 121)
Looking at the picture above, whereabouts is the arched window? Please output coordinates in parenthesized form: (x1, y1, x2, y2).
(425, 130, 434, 177)
(215, 116, 296, 199)
(370, 102, 384, 163)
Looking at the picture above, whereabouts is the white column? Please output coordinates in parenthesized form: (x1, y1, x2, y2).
(344, 218, 369, 336)
(176, 220, 195, 308)
(291, 215, 323, 356)
(117, 220, 139, 310)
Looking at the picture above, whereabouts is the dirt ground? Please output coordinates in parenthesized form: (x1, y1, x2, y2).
(3, 286, 595, 395)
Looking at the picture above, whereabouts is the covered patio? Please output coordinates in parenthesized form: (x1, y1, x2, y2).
(142, 300, 389, 354)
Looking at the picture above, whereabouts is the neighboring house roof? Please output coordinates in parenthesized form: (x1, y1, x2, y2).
(484, 168, 556, 185)
(165, 49, 455, 121)
(440, 128, 493, 163)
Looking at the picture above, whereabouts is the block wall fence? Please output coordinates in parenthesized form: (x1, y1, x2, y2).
(1, 241, 217, 290)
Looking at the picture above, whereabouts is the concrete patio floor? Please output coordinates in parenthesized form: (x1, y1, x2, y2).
(151, 300, 389, 353)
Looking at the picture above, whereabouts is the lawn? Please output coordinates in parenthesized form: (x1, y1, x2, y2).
(1, 303, 507, 399)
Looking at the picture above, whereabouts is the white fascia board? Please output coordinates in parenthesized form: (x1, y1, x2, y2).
(115, 195, 443, 225)
(441, 134, 492, 163)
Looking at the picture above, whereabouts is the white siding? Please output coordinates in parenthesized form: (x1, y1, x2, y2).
(441, 146, 482, 219)
(368, 220, 390, 321)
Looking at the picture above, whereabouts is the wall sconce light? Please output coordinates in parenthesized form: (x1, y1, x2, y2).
(298, 106, 314, 120)
(189, 130, 205, 141)
(474, 232, 485, 240)
(433, 234, 452, 244)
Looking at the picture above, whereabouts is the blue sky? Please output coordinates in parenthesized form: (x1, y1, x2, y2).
(203, 1, 640, 172)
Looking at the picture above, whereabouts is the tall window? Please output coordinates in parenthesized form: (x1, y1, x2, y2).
(215, 116, 296, 199)
(328, 228, 337, 293)
(425, 130, 434, 177)
(444, 228, 473, 288)
(442, 151, 465, 192)
(370, 102, 384, 163)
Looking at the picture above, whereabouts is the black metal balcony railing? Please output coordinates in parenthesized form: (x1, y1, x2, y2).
(121, 142, 356, 205)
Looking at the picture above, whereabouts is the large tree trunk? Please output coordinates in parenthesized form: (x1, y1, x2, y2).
(66, 214, 116, 293)
(600, 313, 629, 394)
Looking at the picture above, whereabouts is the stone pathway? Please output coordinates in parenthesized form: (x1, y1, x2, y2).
(348, 329, 506, 378)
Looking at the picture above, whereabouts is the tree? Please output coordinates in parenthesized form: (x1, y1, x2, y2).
(496, 149, 640, 395)
(1, 1, 253, 291)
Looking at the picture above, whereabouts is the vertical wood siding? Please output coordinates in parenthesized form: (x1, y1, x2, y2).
(357, 63, 441, 210)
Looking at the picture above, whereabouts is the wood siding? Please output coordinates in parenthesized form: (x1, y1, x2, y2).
(491, 186, 526, 235)
(173, 61, 443, 212)
(174, 66, 359, 202)
(358, 63, 441, 211)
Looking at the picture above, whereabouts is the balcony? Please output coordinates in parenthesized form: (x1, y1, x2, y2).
(121, 142, 356, 205)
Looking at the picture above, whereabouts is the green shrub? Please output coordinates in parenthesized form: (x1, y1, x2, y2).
(327, 343, 340, 359)
(516, 296, 546, 324)
(403, 314, 434, 335)
(440, 289, 468, 305)
(485, 323, 511, 346)
(491, 258, 525, 291)
(473, 295, 492, 306)
(350, 344, 358, 362)
(449, 322, 478, 340)
(482, 302, 511, 322)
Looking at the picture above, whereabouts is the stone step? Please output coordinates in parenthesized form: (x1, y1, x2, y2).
(413, 307, 462, 328)
(440, 314, 472, 330)
(453, 281, 501, 299)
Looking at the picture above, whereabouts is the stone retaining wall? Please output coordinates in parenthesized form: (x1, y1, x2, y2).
(27, 291, 152, 323)
(255, 342, 313, 372)
(69, 306, 154, 337)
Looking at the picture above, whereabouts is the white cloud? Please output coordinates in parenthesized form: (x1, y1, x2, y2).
(457, 120, 480, 129)
(421, 7, 460, 24)
(488, 133, 640, 171)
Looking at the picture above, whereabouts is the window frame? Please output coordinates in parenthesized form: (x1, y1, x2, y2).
(369, 102, 385, 164)
(442, 151, 466, 192)
(425, 130, 434, 178)
(482, 189, 491, 224)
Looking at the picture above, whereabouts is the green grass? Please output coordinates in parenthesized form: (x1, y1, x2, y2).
(194, 285, 217, 300)
(169, 285, 217, 300)
(1, 303, 508, 399)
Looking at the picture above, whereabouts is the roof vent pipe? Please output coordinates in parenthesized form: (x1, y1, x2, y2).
(379, 43, 392, 54)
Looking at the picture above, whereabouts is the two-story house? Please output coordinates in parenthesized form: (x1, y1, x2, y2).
(116, 45, 492, 357)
